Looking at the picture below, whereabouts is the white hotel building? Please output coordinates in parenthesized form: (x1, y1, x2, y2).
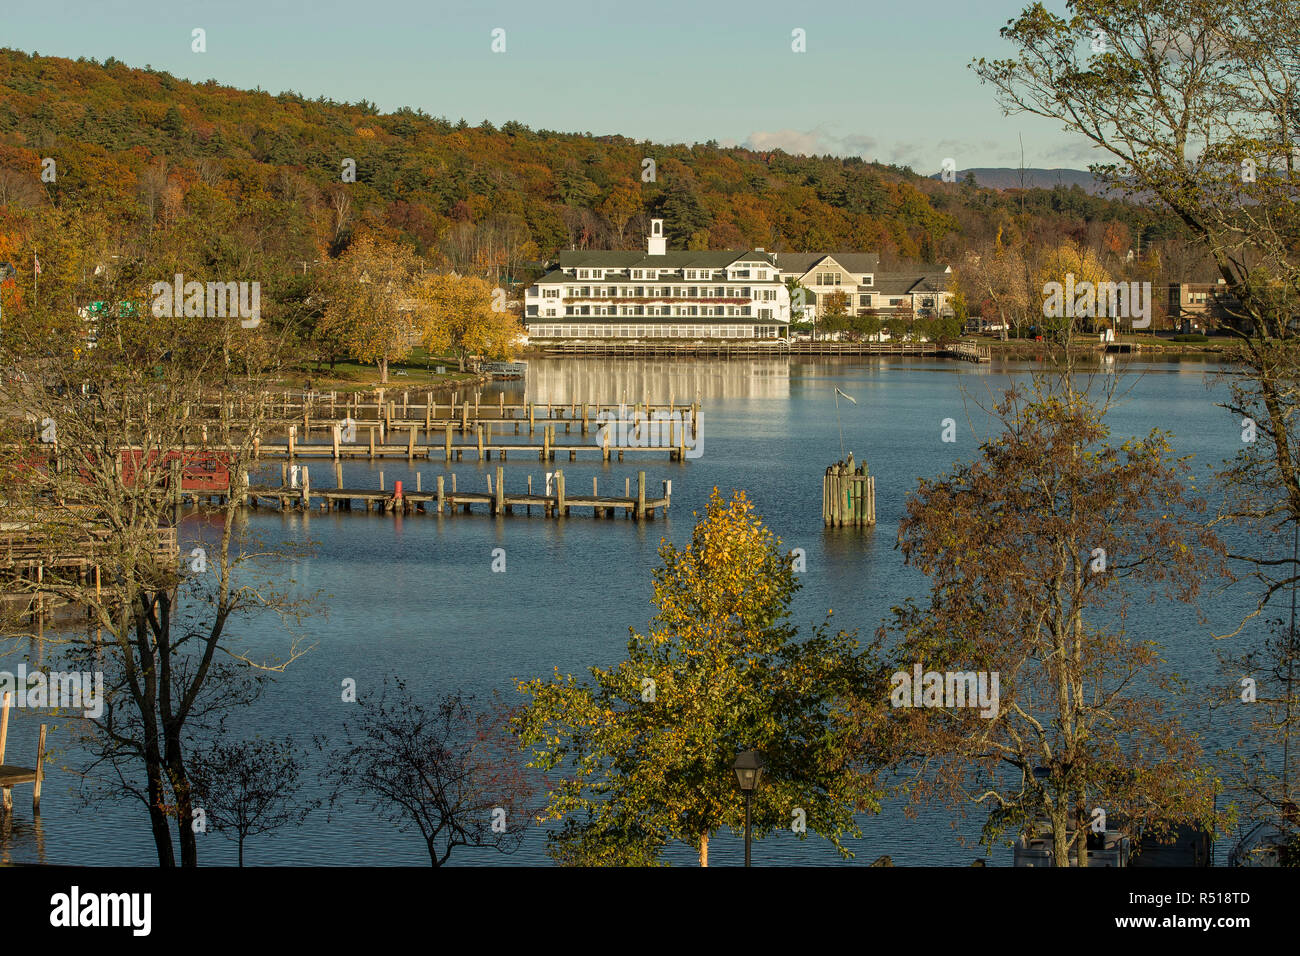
(524, 220, 791, 340)
(524, 219, 954, 341)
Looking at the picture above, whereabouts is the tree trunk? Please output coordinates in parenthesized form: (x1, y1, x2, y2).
(169, 749, 197, 866)
(379, 356, 389, 384)
(698, 833, 709, 867)
(146, 762, 176, 866)
(135, 604, 175, 866)
(1050, 804, 1071, 867)
(1075, 800, 1089, 868)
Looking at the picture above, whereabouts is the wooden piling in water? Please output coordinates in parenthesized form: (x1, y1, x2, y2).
(823, 455, 875, 527)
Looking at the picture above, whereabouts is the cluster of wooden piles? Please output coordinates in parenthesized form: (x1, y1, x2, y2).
(822, 453, 875, 527)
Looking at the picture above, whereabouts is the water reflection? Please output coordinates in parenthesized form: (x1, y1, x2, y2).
(522, 357, 792, 404)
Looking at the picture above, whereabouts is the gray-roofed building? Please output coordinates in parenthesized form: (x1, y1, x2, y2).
(522, 219, 953, 342)
(525, 219, 791, 342)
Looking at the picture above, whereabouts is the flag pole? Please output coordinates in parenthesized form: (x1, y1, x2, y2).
(834, 388, 845, 460)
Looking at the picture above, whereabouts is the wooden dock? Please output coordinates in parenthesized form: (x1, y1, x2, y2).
(235, 466, 671, 521)
(2, 526, 178, 603)
(250, 421, 692, 462)
(0, 692, 46, 817)
(167, 394, 702, 462)
(949, 341, 992, 363)
(192, 390, 697, 433)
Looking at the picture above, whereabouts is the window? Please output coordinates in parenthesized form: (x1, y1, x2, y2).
(543, 288, 559, 298)
(862, 275, 873, 286)
(817, 272, 842, 286)
(859, 294, 872, 307)
(889, 298, 902, 306)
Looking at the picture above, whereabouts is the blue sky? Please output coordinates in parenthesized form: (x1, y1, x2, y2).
(10, 0, 1098, 171)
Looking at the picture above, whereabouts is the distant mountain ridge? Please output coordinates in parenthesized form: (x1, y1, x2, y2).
(931, 167, 1110, 195)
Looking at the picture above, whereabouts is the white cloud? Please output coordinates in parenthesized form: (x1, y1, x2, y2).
(742, 127, 879, 160)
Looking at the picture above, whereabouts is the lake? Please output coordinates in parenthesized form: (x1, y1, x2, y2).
(0, 354, 1274, 866)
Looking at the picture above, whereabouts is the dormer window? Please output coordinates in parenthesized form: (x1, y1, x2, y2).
(862, 275, 874, 286)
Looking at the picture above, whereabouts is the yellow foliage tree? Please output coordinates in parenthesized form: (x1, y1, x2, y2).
(1035, 240, 1113, 342)
(319, 235, 419, 383)
(414, 273, 523, 372)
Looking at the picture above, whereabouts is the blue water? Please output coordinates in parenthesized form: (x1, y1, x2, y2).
(0, 355, 1271, 866)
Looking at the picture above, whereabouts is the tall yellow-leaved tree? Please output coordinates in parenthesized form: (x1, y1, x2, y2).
(414, 273, 523, 371)
(319, 235, 419, 383)
(1035, 240, 1113, 343)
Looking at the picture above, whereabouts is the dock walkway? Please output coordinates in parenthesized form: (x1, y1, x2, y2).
(238, 467, 670, 521)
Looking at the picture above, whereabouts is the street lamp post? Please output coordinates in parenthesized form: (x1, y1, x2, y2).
(733, 749, 765, 867)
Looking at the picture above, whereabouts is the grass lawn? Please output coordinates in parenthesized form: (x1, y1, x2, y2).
(277, 349, 482, 392)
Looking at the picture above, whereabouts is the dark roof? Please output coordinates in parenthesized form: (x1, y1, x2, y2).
(907, 273, 952, 293)
(776, 252, 881, 276)
(871, 277, 922, 295)
(557, 250, 777, 269)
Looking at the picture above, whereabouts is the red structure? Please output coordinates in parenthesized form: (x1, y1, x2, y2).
(118, 449, 234, 493)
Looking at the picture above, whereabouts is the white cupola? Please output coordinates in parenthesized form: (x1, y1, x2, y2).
(648, 218, 666, 256)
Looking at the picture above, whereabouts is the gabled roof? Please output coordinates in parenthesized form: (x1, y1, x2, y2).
(778, 252, 881, 277)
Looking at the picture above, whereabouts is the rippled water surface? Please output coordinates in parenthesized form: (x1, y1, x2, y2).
(0, 355, 1268, 865)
